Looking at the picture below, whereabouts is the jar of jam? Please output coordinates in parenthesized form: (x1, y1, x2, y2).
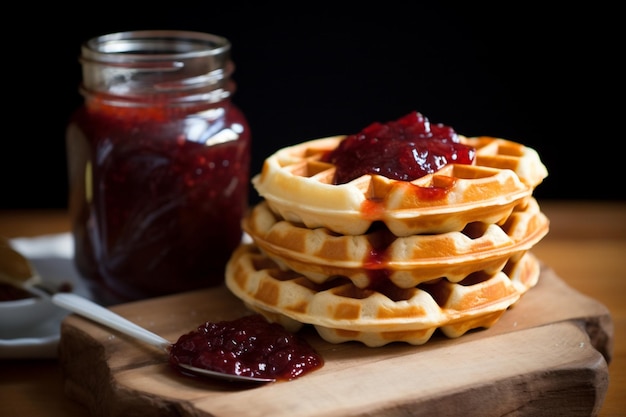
(66, 30, 251, 303)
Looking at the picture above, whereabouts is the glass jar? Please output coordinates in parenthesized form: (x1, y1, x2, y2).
(66, 30, 251, 303)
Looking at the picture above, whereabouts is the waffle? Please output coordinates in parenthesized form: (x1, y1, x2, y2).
(243, 197, 549, 289)
(252, 136, 548, 236)
(225, 244, 540, 347)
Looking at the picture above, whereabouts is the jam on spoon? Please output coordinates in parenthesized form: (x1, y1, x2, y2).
(170, 314, 324, 382)
(2, 235, 323, 383)
(51, 292, 323, 383)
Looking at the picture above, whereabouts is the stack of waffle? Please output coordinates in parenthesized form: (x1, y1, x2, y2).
(225, 134, 549, 347)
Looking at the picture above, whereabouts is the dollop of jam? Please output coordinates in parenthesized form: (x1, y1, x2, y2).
(323, 111, 476, 184)
(169, 314, 323, 381)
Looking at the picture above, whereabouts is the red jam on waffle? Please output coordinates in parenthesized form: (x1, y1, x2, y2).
(323, 111, 476, 184)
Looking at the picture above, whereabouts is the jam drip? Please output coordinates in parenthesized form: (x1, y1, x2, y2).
(323, 111, 476, 184)
(169, 314, 324, 381)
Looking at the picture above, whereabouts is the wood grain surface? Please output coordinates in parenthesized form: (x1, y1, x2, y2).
(57, 263, 613, 417)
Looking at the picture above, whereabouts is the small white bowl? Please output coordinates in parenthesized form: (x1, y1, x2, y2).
(0, 295, 60, 335)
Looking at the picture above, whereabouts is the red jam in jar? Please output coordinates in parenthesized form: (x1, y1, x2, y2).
(169, 314, 324, 381)
(323, 111, 476, 184)
(66, 31, 251, 302)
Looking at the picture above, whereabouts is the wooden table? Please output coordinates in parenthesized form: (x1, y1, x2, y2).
(0, 201, 624, 417)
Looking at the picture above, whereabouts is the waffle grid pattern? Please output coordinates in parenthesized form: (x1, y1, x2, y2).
(226, 134, 549, 346)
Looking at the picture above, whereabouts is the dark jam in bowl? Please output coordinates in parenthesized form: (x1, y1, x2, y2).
(323, 111, 475, 184)
(66, 102, 250, 301)
(0, 283, 33, 301)
(169, 314, 324, 381)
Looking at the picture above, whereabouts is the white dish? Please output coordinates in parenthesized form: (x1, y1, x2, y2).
(0, 233, 94, 359)
(0, 295, 61, 334)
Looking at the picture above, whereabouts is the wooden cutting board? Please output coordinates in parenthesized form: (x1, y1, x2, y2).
(57, 262, 613, 417)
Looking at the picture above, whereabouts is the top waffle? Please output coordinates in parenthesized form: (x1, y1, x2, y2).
(252, 135, 548, 236)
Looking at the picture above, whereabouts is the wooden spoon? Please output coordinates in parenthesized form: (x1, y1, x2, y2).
(0, 237, 64, 297)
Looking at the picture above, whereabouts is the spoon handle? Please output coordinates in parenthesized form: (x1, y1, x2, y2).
(52, 293, 172, 352)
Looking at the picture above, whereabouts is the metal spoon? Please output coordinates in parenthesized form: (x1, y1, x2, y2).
(52, 292, 275, 383)
(0, 237, 273, 384)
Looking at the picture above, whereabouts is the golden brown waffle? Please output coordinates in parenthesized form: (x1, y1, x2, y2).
(252, 136, 548, 236)
(243, 197, 549, 289)
(225, 244, 540, 347)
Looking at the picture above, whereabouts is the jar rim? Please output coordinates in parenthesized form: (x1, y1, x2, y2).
(82, 30, 231, 64)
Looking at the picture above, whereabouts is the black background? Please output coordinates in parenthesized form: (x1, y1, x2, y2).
(2, 3, 622, 209)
